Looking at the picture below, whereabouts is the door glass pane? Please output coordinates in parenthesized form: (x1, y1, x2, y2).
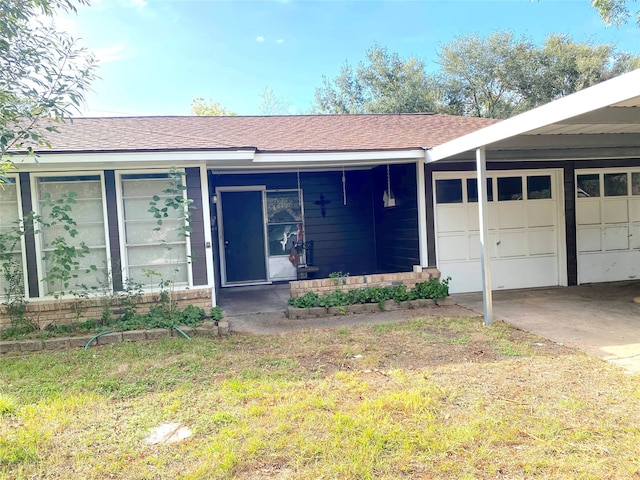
(266, 191, 303, 257)
(604, 173, 627, 197)
(497, 177, 522, 201)
(527, 175, 552, 199)
(268, 223, 300, 256)
(466, 178, 493, 202)
(577, 174, 599, 197)
(632, 173, 640, 195)
(435, 179, 463, 204)
(266, 191, 301, 223)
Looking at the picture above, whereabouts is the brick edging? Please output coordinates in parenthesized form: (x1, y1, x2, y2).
(0, 321, 229, 354)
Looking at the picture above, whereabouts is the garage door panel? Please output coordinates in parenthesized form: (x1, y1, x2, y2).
(437, 234, 467, 261)
(577, 226, 602, 252)
(578, 251, 640, 283)
(498, 203, 525, 229)
(436, 205, 466, 233)
(603, 226, 629, 251)
(469, 232, 498, 260)
(498, 231, 526, 257)
(629, 198, 640, 223)
(576, 201, 600, 225)
(602, 199, 628, 224)
(529, 229, 556, 255)
(630, 225, 640, 249)
(527, 201, 555, 227)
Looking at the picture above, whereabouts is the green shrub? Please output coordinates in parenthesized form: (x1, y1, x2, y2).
(210, 306, 224, 321)
(287, 277, 451, 310)
(413, 277, 451, 300)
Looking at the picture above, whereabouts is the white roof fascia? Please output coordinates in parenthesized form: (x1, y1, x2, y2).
(426, 68, 640, 163)
(253, 149, 424, 164)
(12, 150, 256, 165)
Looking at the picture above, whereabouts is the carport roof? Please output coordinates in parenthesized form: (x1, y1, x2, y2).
(426, 68, 640, 163)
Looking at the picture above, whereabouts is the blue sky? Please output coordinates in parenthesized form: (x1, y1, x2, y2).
(57, 0, 639, 117)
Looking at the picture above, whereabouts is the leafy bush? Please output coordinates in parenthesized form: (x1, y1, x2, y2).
(210, 306, 224, 321)
(414, 277, 450, 300)
(287, 276, 451, 309)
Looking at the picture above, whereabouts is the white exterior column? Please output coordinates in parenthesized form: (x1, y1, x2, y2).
(416, 158, 429, 266)
(199, 165, 217, 307)
(476, 147, 493, 326)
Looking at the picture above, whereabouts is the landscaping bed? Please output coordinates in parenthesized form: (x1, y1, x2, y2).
(287, 277, 454, 319)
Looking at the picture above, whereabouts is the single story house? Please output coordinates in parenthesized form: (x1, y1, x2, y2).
(2, 68, 639, 321)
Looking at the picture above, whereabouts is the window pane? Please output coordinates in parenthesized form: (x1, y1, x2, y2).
(632, 173, 640, 195)
(435, 179, 463, 204)
(466, 178, 493, 202)
(38, 178, 106, 294)
(268, 223, 300, 256)
(527, 175, 552, 199)
(0, 182, 23, 296)
(577, 174, 599, 197)
(604, 173, 627, 197)
(267, 191, 301, 223)
(497, 177, 522, 201)
(121, 175, 189, 288)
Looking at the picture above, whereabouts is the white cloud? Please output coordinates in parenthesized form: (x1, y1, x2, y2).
(128, 0, 148, 8)
(94, 42, 128, 64)
(276, 39, 284, 44)
(256, 36, 265, 42)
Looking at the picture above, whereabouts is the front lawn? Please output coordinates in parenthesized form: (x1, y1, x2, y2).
(1, 316, 639, 479)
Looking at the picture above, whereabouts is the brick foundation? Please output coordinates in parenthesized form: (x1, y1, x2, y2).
(289, 268, 441, 298)
(0, 287, 213, 330)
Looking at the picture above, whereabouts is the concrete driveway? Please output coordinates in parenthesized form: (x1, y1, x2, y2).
(452, 281, 640, 374)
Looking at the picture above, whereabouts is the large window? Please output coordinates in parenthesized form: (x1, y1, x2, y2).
(0, 178, 24, 297)
(266, 190, 303, 256)
(36, 175, 108, 295)
(120, 173, 189, 288)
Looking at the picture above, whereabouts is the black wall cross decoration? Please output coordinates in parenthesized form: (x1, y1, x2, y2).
(314, 193, 331, 218)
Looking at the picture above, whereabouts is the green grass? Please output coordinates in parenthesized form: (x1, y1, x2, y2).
(1, 316, 639, 479)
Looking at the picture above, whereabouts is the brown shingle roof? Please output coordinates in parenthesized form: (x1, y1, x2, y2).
(36, 113, 499, 154)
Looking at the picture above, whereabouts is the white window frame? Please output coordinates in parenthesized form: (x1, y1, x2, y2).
(0, 174, 30, 298)
(115, 168, 194, 292)
(29, 171, 111, 298)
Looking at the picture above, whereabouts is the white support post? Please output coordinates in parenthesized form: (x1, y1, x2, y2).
(476, 147, 493, 326)
(416, 159, 429, 267)
(199, 165, 217, 307)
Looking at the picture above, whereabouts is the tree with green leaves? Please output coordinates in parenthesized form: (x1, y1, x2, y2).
(592, 0, 639, 26)
(439, 32, 640, 118)
(314, 44, 440, 114)
(0, 0, 96, 183)
(190, 98, 237, 116)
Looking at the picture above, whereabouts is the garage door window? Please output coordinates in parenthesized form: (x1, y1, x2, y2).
(632, 173, 640, 195)
(435, 179, 463, 204)
(466, 178, 493, 202)
(604, 173, 627, 196)
(577, 174, 600, 197)
(497, 177, 522, 201)
(527, 175, 551, 199)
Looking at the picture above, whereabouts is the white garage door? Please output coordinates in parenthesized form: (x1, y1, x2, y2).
(434, 170, 565, 293)
(576, 168, 640, 284)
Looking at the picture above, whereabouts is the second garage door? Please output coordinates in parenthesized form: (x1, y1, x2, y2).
(576, 168, 640, 284)
(433, 170, 565, 293)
